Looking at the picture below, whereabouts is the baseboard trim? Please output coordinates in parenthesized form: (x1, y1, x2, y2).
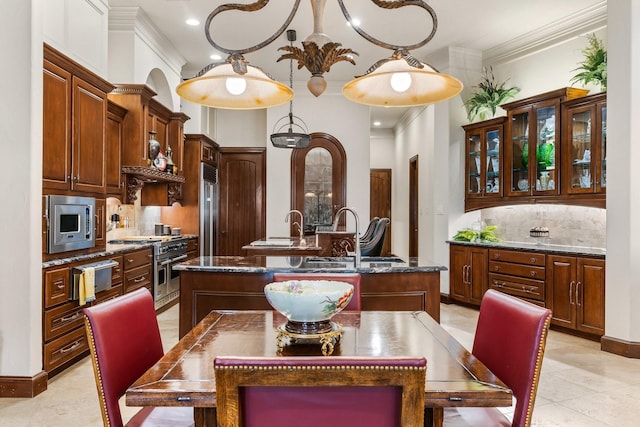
(0, 371, 48, 397)
(601, 335, 640, 359)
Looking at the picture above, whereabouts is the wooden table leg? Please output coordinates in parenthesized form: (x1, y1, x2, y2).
(194, 407, 216, 427)
(424, 407, 444, 427)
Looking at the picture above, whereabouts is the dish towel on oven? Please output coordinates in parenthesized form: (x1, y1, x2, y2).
(79, 267, 96, 306)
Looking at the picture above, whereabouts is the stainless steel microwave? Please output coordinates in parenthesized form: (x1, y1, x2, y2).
(45, 195, 96, 254)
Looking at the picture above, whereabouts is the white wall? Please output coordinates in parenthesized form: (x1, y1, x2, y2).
(1, 0, 44, 377)
(214, 109, 268, 147)
(265, 81, 370, 239)
(370, 130, 395, 169)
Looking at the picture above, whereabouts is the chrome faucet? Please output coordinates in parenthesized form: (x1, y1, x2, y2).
(284, 209, 304, 239)
(332, 207, 361, 267)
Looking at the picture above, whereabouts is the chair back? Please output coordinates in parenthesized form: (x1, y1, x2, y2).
(360, 217, 380, 242)
(472, 290, 552, 427)
(214, 356, 426, 427)
(83, 288, 165, 427)
(271, 273, 361, 310)
(360, 217, 389, 257)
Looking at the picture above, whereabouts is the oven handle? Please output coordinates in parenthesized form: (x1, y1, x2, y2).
(159, 254, 188, 266)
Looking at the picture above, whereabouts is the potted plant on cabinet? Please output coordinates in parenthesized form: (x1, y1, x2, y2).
(570, 33, 607, 91)
(464, 67, 520, 122)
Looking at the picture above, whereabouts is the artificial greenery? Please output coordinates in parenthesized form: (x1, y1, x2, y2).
(570, 33, 607, 91)
(453, 225, 500, 243)
(464, 67, 520, 122)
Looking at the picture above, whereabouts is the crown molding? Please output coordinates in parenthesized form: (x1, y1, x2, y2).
(484, 1, 607, 65)
(109, 6, 186, 76)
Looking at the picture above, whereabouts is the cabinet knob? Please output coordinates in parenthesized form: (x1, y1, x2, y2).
(494, 265, 500, 271)
(530, 271, 537, 276)
(530, 257, 537, 263)
(494, 253, 500, 259)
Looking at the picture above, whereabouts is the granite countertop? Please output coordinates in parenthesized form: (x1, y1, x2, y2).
(241, 237, 322, 252)
(42, 234, 197, 268)
(447, 240, 606, 257)
(173, 255, 447, 273)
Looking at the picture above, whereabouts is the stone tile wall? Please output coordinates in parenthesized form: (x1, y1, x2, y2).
(481, 204, 606, 249)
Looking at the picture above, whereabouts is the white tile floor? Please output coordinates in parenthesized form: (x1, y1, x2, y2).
(1, 303, 640, 426)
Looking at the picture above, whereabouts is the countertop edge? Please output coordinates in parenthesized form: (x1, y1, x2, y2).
(447, 240, 606, 257)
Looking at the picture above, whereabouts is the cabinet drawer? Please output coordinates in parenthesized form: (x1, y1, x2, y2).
(123, 248, 153, 270)
(489, 249, 545, 266)
(44, 267, 71, 309)
(124, 264, 152, 293)
(489, 260, 545, 280)
(43, 326, 88, 373)
(43, 301, 84, 342)
(108, 255, 123, 284)
(94, 283, 123, 304)
(489, 273, 545, 301)
(187, 239, 198, 252)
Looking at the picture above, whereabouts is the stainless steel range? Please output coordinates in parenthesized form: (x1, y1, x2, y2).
(109, 236, 189, 310)
(154, 237, 188, 310)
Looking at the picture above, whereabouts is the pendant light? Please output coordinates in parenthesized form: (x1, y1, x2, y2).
(270, 30, 310, 149)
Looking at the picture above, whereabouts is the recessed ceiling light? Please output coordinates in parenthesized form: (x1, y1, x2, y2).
(186, 18, 200, 26)
(347, 18, 361, 27)
(373, 121, 381, 127)
(210, 54, 222, 61)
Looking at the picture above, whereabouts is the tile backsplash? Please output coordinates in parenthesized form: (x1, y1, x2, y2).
(106, 196, 162, 238)
(481, 204, 606, 248)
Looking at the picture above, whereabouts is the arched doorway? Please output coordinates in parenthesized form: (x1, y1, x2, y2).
(291, 133, 347, 234)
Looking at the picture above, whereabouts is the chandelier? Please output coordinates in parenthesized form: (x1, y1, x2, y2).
(176, 0, 463, 109)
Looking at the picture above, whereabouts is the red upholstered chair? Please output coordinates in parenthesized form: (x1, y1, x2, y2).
(444, 290, 552, 427)
(272, 272, 361, 310)
(83, 288, 194, 427)
(214, 356, 427, 427)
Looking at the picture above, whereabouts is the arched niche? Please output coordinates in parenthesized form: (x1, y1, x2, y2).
(291, 133, 347, 234)
(145, 68, 174, 109)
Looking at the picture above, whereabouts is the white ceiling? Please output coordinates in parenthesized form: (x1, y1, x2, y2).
(109, 0, 605, 129)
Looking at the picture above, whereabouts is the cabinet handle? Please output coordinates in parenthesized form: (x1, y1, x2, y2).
(56, 283, 65, 290)
(467, 265, 472, 285)
(494, 265, 500, 271)
(127, 259, 134, 263)
(569, 281, 575, 304)
(59, 312, 81, 323)
(530, 270, 537, 277)
(60, 340, 82, 354)
(494, 253, 501, 259)
(530, 257, 537, 263)
(576, 281, 582, 306)
(148, 254, 154, 258)
(463, 265, 469, 284)
(134, 276, 146, 283)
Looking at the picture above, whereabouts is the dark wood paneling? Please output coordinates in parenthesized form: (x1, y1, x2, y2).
(409, 155, 419, 258)
(0, 372, 48, 398)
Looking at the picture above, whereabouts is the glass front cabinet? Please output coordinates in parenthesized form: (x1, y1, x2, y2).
(561, 92, 607, 196)
(461, 88, 605, 212)
(502, 88, 588, 198)
(463, 117, 506, 210)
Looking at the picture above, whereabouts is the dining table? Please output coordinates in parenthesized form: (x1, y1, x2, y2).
(126, 310, 512, 427)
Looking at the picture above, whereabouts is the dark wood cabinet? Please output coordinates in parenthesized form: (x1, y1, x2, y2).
(106, 100, 127, 195)
(463, 117, 505, 211)
(546, 255, 605, 336)
(108, 85, 189, 205)
(488, 248, 545, 304)
(449, 244, 488, 305)
(43, 44, 113, 194)
(94, 198, 106, 249)
(561, 92, 607, 202)
(462, 88, 608, 211)
(42, 252, 127, 376)
(123, 248, 153, 294)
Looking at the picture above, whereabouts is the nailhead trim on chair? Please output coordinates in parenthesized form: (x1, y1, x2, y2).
(84, 317, 111, 427)
(524, 314, 552, 427)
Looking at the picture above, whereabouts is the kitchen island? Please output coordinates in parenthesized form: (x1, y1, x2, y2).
(174, 255, 446, 337)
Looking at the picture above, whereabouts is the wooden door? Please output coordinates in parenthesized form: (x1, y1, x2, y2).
(576, 257, 605, 335)
(72, 76, 107, 193)
(370, 169, 391, 256)
(218, 148, 266, 256)
(547, 255, 576, 329)
(469, 247, 488, 305)
(106, 101, 126, 195)
(409, 155, 419, 257)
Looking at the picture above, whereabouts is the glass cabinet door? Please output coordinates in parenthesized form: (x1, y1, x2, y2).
(510, 111, 529, 193)
(599, 105, 607, 189)
(568, 107, 593, 192)
(485, 128, 501, 195)
(534, 105, 557, 193)
(467, 132, 482, 196)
